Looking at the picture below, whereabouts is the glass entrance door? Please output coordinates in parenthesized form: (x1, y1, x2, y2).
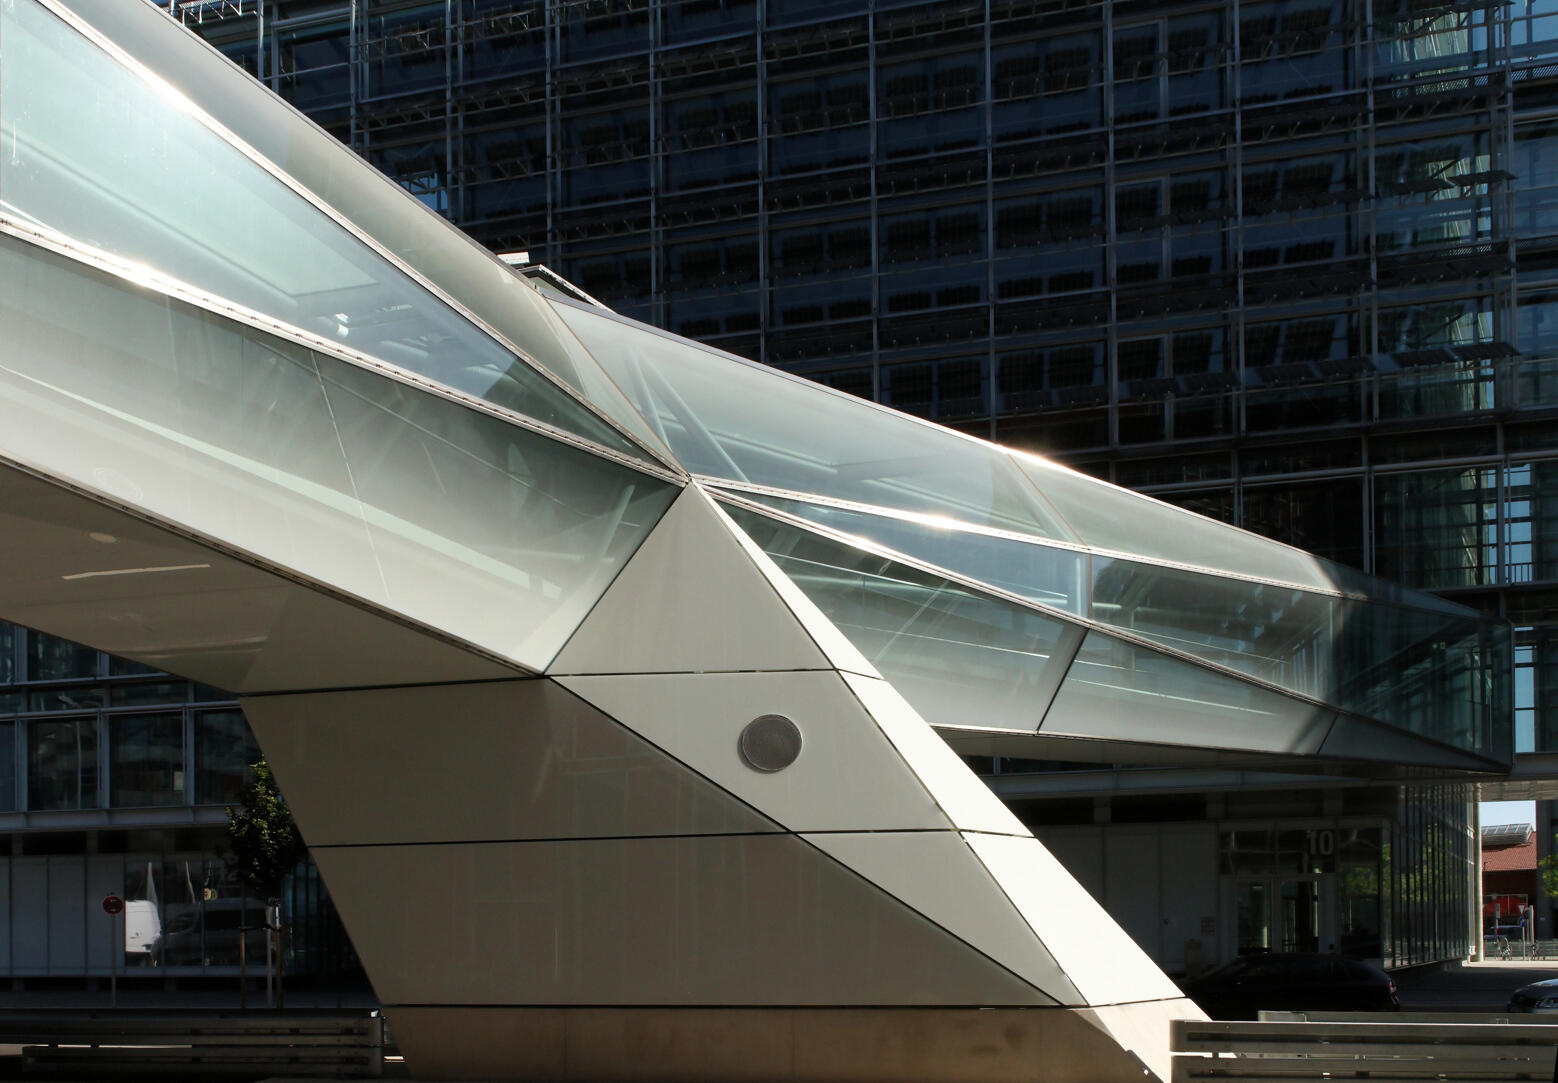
(1279, 877, 1321, 953)
(1236, 879, 1272, 955)
(1236, 875, 1330, 955)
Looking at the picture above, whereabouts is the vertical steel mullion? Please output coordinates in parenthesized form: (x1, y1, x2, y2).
(649, 0, 662, 330)
(545, 0, 557, 266)
(868, 2, 881, 402)
(757, 1, 768, 367)
(984, 0, 997, 440)
(445, 0, 455, 219)
(1231, 0, 1246, 443)
(1103, 0, 1118, 450)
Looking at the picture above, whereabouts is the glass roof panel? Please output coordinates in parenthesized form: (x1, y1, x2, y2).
(1009, 451, 1337, 590)
(728, 491, 1085, 614)
(48, 0, 670, 462)
(552, 301, 1074, 539)
(721, 501, 1078, 731)
(0, 0, 649, 462)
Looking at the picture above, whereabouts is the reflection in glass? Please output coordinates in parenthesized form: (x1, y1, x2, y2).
(0, 625, 13, 684)
(195, 710, 261, 807)
(1041, 631, 1335, 754)
(28, 718, 99, 810)
(0, 231, 677, 671)
(28, 631, 98, 682)
(0, 0, 643, 460)
(1009, 451, 1338, 590)
(123, 858, 163, 967)
(0, 721, 14, 811)
(730, 491, 1086, 613)
(553, 300, 1072, 540)
(110, 713, 184, 808)
(723, 502, 1078, 731)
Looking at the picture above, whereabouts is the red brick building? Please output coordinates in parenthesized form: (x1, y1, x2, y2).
(1483, 824, 1539, 934)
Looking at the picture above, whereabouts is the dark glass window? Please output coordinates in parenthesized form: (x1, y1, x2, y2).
(111, 713, 184, 808)
(27, 632, 98, 682)
(28, 717, 98, 811)
(194, 710, 260, 807)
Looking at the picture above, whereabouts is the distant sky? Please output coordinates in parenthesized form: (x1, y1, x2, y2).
(1481, 799, 1537, 828)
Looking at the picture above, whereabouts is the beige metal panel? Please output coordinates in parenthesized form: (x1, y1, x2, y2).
(839, 673, 1029, 836)
(242, 680, 776, 847)
(388, 1005, 1191, 1083)
(556, 671, 949, 833)
(313, 835, 1050, 1008)
(549, 485, 832, 675)
(963, 831, 1190, 1008)
(0, 463, 514, 691)
(803, 831, 1077, 1004)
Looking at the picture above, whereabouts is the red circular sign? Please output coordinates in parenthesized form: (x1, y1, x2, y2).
(101, 894, 124, 916)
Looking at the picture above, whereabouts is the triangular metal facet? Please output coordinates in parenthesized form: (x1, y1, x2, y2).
(548, 485, 833, 675)
(803, 830, 1078, 1004)
(556, 670, 949, 833)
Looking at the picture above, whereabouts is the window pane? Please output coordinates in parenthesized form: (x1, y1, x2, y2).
(0, 625, 13, 685)
(110, 712, 184, 808)
(27, 631, 98, 682)
(28, 718, 99, 810)
(194, 709, 260, 807)
(0, 721, 14, 812)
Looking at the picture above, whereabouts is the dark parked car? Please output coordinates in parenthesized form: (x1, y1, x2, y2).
(1508, 977, 1558, 1013)
(1180, 953, 1399, 1019)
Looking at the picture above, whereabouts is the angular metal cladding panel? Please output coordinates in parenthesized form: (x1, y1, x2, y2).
(0, 463, 516, 692)
(241, 680, 778, 848)
(556, 671, 950, 833)
(548, 485, 832, 676)
(961, 831, 1190, 1009)
(802, 830, 1078, 1005)
(311, 835, 1054, 1008)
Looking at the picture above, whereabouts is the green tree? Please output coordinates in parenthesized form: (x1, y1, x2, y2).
(1539, 841, 1558, 899)
(225, 760, 304, 1007)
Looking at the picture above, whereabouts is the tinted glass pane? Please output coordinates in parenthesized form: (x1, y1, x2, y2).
(0, 721, 14, 811)
(194, 709, 260, 806)
(555, 300, 1071, 540)
(27, 631, 98, 681)
(110, 712, 184, 807)
(0, 625, 13, 685)
(723, 502, 1079, 731)
(0, 0, 644, 461)
(1041, 631, 1336, 754)
(1010, 451, 1338, 590)
(28, 717, 98, 810)
(728, 491, 1086, 613)
(0, 231, 677, 670)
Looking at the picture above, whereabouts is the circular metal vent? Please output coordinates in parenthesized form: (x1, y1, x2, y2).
(738, 714, 802, 773)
